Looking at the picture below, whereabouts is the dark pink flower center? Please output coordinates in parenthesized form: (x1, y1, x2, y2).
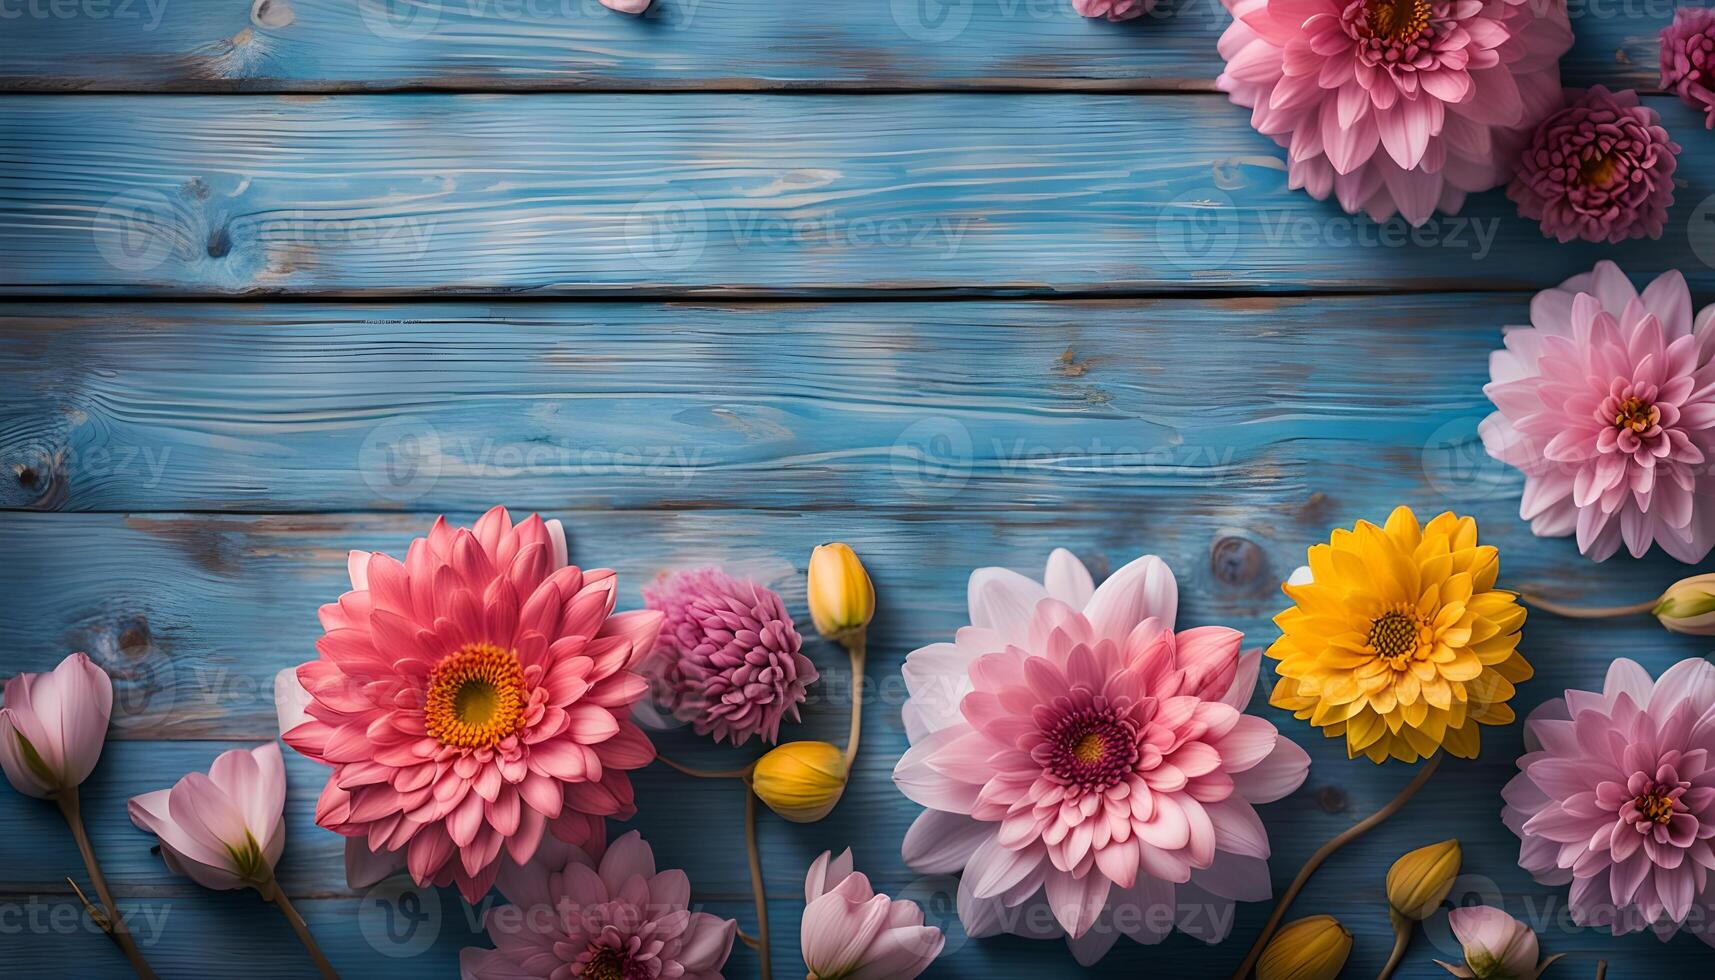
(579, 946, 643, 980)
(1620, 767, 1691, 836)
(1344, 0, 1442, 66)
(1042, 705, 1140, 792)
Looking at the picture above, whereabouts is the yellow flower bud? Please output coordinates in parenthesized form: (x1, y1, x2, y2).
(807, 543, 875, 642)
(750, 740, 848, 823)
(1655, 573, 1715, 635)
(1257, 915, 1352, 980)
(1387, 839, 1462, 921)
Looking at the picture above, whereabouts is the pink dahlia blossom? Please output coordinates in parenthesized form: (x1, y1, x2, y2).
(893, 549, 1310, 964)
(802, 849, 945, 980)
(1509, 87, 1680, 243)
(1072, 0, 1158, 21)
(1661, 7, 1715, 129)
(0, 652, 113, 799)
(1480, 261, 1715, 562)
(282, 506, 663, 902)
(641, 567, 816, 746)
(460, 830, 736, 980)
(129, 743, 287, 891)
(1216, 0, 1572, 225)
(1502, 658, 1715, 944)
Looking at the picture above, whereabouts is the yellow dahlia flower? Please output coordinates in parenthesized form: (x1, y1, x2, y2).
(1268, 507, 1530, 764)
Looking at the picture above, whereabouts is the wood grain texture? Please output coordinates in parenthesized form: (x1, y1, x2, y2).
(3, 94, 1713, 297)
(0, 0, 1687, 92)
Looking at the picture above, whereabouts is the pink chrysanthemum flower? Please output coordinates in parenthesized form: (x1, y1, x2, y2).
(1072, 0, 1158, 20)
(1662, 7, 1715, 129)
(459, 831, 736, 980)
(641, 567, 817, 746)
(1216, 0, 1571, 225)
(1480, 261, 1715, 563)
(893, 549, 1310, 964)
(1502, 658, 1715, 944)
(1509, 87, 1680, 243)
(282, 506, 663, 902)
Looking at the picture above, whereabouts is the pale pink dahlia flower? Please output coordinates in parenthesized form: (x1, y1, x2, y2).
(802, 849, 945, 980)
(1502, 658, 1715, 944)
(1480, 261, 1715, 563)
(1662, 7, 1715, 129)
(1072, 0, 1158, 21)
(641, 567, 816, 746)
(1217, 0, 1571, 225)
(1509, 87, 1680, 243)
(893, 549, 1310, 964)
(459, 830, 736, 980)
(282, 506, 663, 902)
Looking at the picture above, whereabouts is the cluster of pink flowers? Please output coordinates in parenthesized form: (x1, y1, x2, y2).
(1662, 6, 1715, 129)
(894, 549, 1308, 964)
(1509, 87, 1679, 244)
(1216, 0, 1571, 225)
(1481, 262, 1715, 563)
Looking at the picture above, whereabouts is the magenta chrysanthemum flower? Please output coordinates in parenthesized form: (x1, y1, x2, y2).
(282, 506, 663, 902)
(459, 831, 737, 980)
(1502, 658, 1715, 945)
(1216, 0, 1571, 225)
(1509, 86, 1680, 243)
(1662, 7, 1715, 129)
(1480, 261, 1715, 563)
(1072, 0, 1157, 20)
(641, 567, 816, 746)
(893, 549, 1310, 964)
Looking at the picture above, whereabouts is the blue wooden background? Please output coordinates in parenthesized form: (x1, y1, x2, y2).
(3, 2, 1714, 978)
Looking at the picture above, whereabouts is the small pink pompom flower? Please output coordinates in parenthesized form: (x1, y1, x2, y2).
(1073, 0, 1158, 21)
(641, 567, 817, 746)
(1509, 86, 1680, 243)
(1216, 0, 1572, 226)
(1503, 658, 1715, 945)
(1480, 261, 1715, 563)
(1661, 6, 1715, 129)
(459, 831, 736, 980)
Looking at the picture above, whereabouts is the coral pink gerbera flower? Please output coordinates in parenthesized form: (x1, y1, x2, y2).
(1502, 658, 1715, 944)
(1217, 0, 1571, 225)
(894, 550, 1310, 964)
(1509, 87, 1680, 244)
(1480, 261, 1715, 563)
(1662, 6, 1715, 129)
(282, 506, 662, 902)
(641, 567, 816, 746)
(460, 830, 736, 980)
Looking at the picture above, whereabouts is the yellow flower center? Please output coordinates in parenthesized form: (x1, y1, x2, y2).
(1636, 792, 1675, 825)
(424, 643, 526, 749)
(1613, 396, 1657, 433)
(1579, 151, 1622, 188)
(1368, 0, 1431, 41)
(1367, 609, 1425, 668)
(581, 948, 629, 980)
(1072, 732, 1107, 765)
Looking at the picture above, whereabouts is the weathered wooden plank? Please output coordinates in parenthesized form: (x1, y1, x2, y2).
(0, 296, 1551, 513)
(0, 0, 1684, 92)
(3, 94, 1712, 297)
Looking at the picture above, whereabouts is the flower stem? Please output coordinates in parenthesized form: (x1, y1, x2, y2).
(1376, 913, 1412, 980)
(743, 787, 773, 980)
(1231, 753, 1444, 980)
(264, 880, 340, 979)
(1519, 594, 1660, 619)
(1594, 961, 1607, 980)
(842, 632, 867, 768)
(656, 754, 753, 779)
(55, 789, 158, 980)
